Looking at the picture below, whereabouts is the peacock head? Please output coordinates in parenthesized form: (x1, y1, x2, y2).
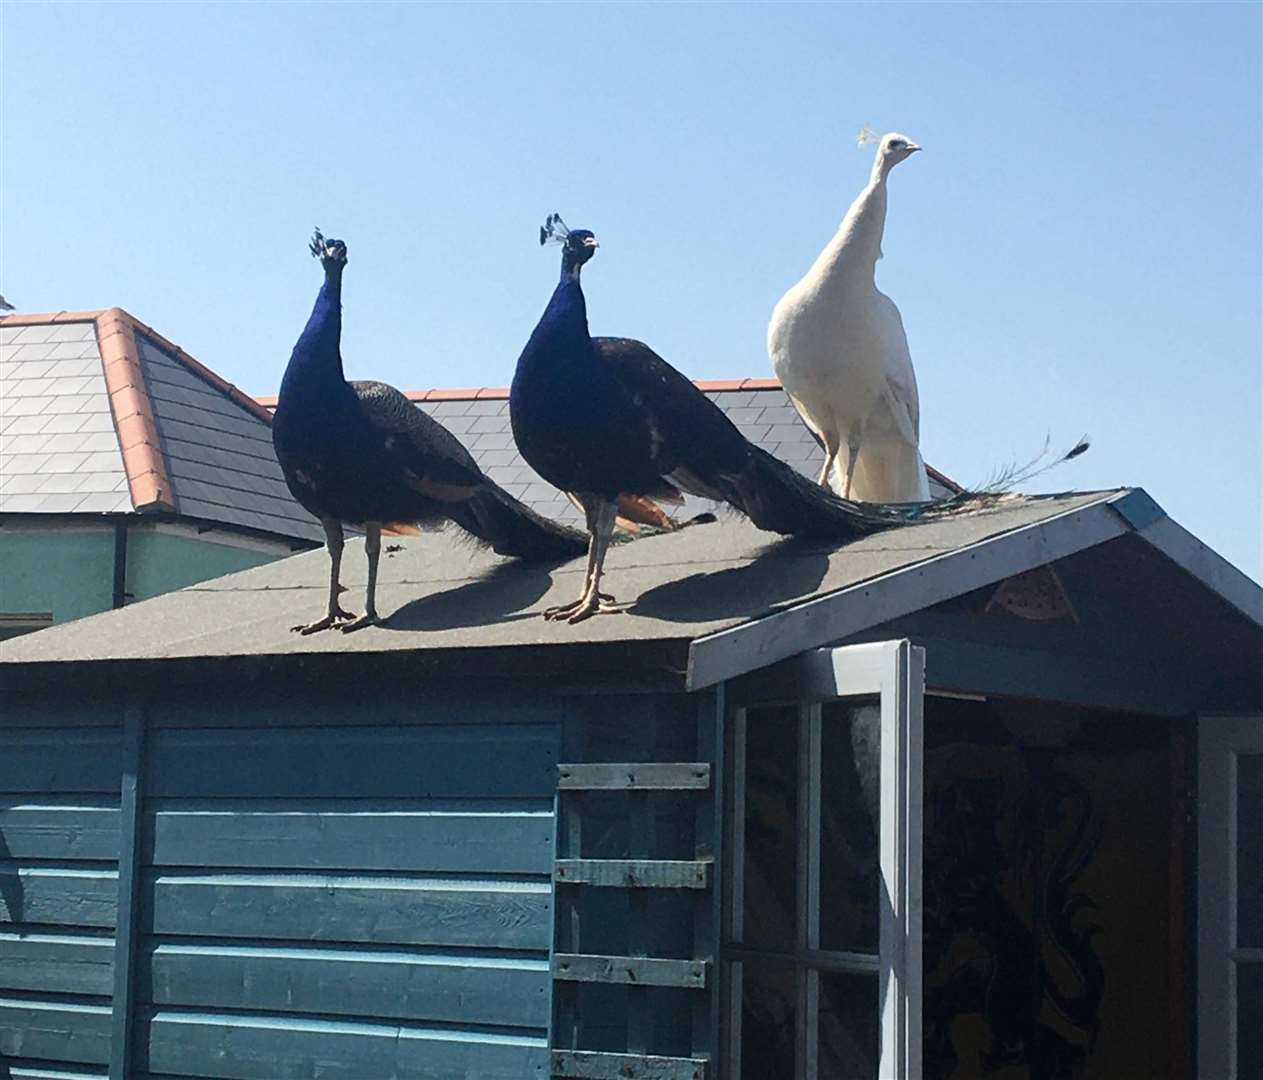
(874, 132, 921, 174)
(540, 213, 598, 277)
(309, 229, 348, 271)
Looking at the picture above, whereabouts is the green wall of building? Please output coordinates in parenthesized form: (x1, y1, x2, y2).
(0, 520, 299, 629)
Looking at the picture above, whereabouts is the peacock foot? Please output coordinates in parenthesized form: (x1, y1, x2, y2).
(544, 593, 623, 624)
(291, 604, 356, 635)
(339, 612, 382, 634)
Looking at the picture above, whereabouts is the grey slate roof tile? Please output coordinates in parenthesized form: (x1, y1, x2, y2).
(43, 322, 96, 343)
(75, 472, 126, 494)
(76, 431, 122, 453)
(74, 492, 133, 513)
(0, 433, 54, 455)
(0, 493, 50, 511)
(76, 394, 112, 414)
(43, 452, 92, 472)
(3, 453, 53, 472)
(36, 473, 90, 495)
(39, 413, 91, 435)
(2, 414, 54, 436)
(36, 492, 92, 512)
(36, 432, 93, 455)
(0, 473, 47, 495)
(464, 400, 508, 416)
(469, 431, 514, 451)
(4, 396, 55, 417)
(78, 414, 117, 433)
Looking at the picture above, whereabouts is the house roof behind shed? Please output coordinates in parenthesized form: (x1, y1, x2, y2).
(257, 380, 962, 523)
(1, 310, 322, 541)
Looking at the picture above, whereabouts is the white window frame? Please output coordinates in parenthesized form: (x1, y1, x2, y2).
(724, 639, 924, 1079)
(1198, 713, 1263, 1079)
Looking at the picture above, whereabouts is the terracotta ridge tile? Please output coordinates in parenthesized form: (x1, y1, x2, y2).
(94, 309, 175, 514)
(116, 310, 277, 426)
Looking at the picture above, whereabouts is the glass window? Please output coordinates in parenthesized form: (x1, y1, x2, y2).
(744, 705, 798, 950)
(820, 701, 881, 954)
(818, 970, 879, 1079)
(1238, 754, 1263, 949)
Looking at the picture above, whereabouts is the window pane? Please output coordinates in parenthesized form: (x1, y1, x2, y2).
(744, 705, 798, 949)
(740, 956, 797, 1079)
(820, 700, 881, 953)
(1239, 963, 1263, 1077)
(818, 970, 879, 1080)
(1238, 754, 1263, 948)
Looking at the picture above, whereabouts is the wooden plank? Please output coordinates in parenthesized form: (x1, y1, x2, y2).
(554, 859, 711, 889)
(694, 686, 724, 1067)
(147, 873, 552, 949)
(0, 729, 123, 793)
(553, 953, 707, 989)
(3, 1063, 110, 1080)
(109, 699, 144, 1080)
(141, 1010, 549, 1080)
(148, 805, 553, 874)
(0, 997, 113, 1065)
(551, 1049, 707, 1079)
(557, 763, 710, 791)
(0, 803, 120, 862)
(146, 723, 558, 799)
(0, 931, 113, 995)
(0, 865, 118, 928)
(143, 942, 549, 1028)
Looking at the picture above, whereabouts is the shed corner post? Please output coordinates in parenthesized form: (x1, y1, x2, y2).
(109, 695, 147, 1080)
(695, 680, 726, 1075)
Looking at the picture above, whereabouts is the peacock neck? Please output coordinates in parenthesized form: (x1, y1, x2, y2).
(810, 175, 888, 289)
(280, 268, 346, 402)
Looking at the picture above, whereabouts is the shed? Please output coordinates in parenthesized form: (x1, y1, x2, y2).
(1, 487, 1260, 1080)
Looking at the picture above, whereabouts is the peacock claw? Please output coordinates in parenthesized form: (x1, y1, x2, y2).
(339, 612, 382, 634)
(291, 604, 356, 635)
(543, 595, 624, 624)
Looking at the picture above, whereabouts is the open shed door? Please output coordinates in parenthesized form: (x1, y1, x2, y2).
(724, 639, 923, 1079)
(1199, 714, 1263, 1079)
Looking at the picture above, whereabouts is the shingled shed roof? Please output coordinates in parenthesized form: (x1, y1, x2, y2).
(5, 487, 1257, 695)
(257, 381, 962, 523)
(0, 310, 322, 542)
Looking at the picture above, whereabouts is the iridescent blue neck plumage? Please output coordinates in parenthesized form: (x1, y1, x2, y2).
(279, 267, 345, 404)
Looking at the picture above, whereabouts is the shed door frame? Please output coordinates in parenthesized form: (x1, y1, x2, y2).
(723, 639, 924, 1079)
(1198, 713, 1263, 1079)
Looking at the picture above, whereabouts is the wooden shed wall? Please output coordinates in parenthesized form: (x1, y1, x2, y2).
(0, 684, 568, 1080)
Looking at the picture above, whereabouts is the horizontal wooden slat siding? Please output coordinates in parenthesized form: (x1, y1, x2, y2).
(139, 1010, 548, 1079)
(0, 931, 114, 995)
(4, 1064, 108, 1080)
(147, 802, 553, 874)
(0, 997, 113, 1065)
(140, 942, 549, 1028)
(0, 730, 123, 793)
(0, 865, 118, 928)
(145, 871, 551, 949)
(0, 801, 121, 861)
(145, 724, 558, 799)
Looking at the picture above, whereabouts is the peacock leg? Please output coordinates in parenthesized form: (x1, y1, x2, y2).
(293, 517, 357, 634)
(842, 435, 862, 500)
(817, 429, 840, 489)
(341, 523, 383, 633)
(545, 499, 622, 622)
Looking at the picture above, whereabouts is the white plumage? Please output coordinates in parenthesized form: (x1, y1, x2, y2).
(768, 131, 930, 503)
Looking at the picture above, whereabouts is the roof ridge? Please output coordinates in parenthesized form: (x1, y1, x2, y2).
(95, 309, 175, 513)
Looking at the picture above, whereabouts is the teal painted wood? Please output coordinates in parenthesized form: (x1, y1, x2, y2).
(0, 931, 113, 995)
(139, 1010, 549, 1079)
(551, 1048, 707, 1079)
(146, 872, 552, 949)
(3, 1064, 109, 1080)
(141, 942, 549, 1028)
(554, 859, 712, 889)
(0, 865, 118, 928)
(109, 699, 145, 1080)
(147, 804, 554, 874)
(0, 694, 124, 730)
(0, 730, 123, 793)
(0, 997, 113, 1065)
(0, 802, 121, 861)
(145, 724, 558, 799)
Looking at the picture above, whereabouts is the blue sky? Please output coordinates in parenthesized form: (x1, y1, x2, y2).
(3, 2, 1260, 578)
